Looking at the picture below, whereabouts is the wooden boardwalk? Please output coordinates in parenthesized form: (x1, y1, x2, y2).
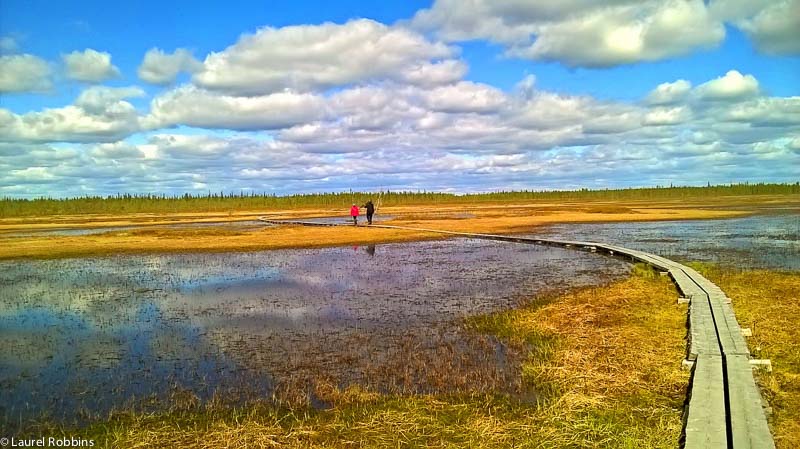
(259, 218, 776, 449)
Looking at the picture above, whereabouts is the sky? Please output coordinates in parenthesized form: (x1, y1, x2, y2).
(0, 0, 798, 198)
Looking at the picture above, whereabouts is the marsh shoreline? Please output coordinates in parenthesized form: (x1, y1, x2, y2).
(2, 195, 796, 260)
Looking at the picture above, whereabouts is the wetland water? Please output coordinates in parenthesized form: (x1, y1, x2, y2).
(3, 213, 794, 427)
(531, 213, 799, 271)
(0, 239, 628, 427)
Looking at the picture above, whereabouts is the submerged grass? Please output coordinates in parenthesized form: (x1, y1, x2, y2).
(20, 265, 689, 448)
(691, 264, 800, 449)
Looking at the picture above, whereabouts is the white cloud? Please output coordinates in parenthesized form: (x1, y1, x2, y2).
(643, 106, 691, 126)
(89, 142, 146, 159)
(509, 90, 640, 134)
(8, 166, 57, 183)
(423, 81, 507, 114)
(75, 86, 145, 113)
(2, 66, 798, 196)
(645, 80, 692, 105)
(413, 0, 726, 67)
(695, 70, 760, 101)
(510, 1, 725, 67)
(412, 2, 518, 44)
(0, 86, 142, 143)
(147, 134, 233, 158)
(719, 97, 800, 126)
(327, 85, 425, 133)
(62, 49, 121, 82)
(707, 0, 773, 21)
(397, 60, 467, 88)
(138, 48, 202, 85)
(0, 54, 52, 93)
(735, 0, 800, 55)
(193, 19, 458, 95)
(144, 85, 327, 130)
(413, 0, 796, 65)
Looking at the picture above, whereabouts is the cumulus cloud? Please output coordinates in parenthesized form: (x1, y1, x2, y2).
(413, 0, 727, 67)
(0, 54, 52, 93)
(645, 80, 692, 105)
(193, 19, 459, 95)
(2, 61, 798, 196)
(144, 85, 327, 130)
(789, 137, 800, 152)
(643, 106, 691, 126)
(734, 0, 800, 55)
(63, 49, 121, 82)
(138, 48, 202, 85)
(0, 86, 143, 143)
(509, 89, 641, 137)
(423, 81, 507, 114)
(413, 0, 798, 66)
(327, 85, 426, 133)
(397, 60, 467, 88)
(89, 142, 146, 159)
(695, 70, 760, 101)
(75, 86, 145, 113)
(719, 97, 800, 126)
(512, 1, 724, 67)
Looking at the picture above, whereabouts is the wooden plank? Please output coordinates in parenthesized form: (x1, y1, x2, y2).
(685, 354, 728, 449)
(709, 299, 751, 356)
(726, 355, 776, 449)
(689, 294, 722, 359)
(670, 269, 707, 299)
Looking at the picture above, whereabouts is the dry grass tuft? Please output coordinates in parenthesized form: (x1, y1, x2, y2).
(469, 264, 689, 445)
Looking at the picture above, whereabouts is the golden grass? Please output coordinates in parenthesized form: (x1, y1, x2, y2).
(28, 266, 689, 448)
(692, 266, 800, 449)
(468, 264, 689, 441)
(0, 199, 762, 260)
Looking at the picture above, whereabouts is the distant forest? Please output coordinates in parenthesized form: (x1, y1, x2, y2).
(1, 182, 797, 217)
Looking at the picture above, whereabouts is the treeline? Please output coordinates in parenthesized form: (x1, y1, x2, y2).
(1, 183, 797, 217)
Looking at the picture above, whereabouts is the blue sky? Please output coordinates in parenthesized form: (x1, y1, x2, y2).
(1, 0, 798, 197)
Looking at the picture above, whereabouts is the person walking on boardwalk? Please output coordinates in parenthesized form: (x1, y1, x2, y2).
(362, 200, 375, 225)
(350, 203, 360, 226)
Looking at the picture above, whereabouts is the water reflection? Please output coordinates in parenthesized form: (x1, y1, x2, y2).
(531, 214, 799, 270)
(0, 239, 627, 426)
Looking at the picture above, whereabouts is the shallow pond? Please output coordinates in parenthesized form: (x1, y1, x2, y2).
(531, 213, 799, 270)
(0, 239, 628, 427)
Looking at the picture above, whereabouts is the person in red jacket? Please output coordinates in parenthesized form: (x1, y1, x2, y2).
(350, 203, 360, 226)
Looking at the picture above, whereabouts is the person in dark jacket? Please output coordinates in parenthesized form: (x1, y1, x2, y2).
(362, 200, 375, 225)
